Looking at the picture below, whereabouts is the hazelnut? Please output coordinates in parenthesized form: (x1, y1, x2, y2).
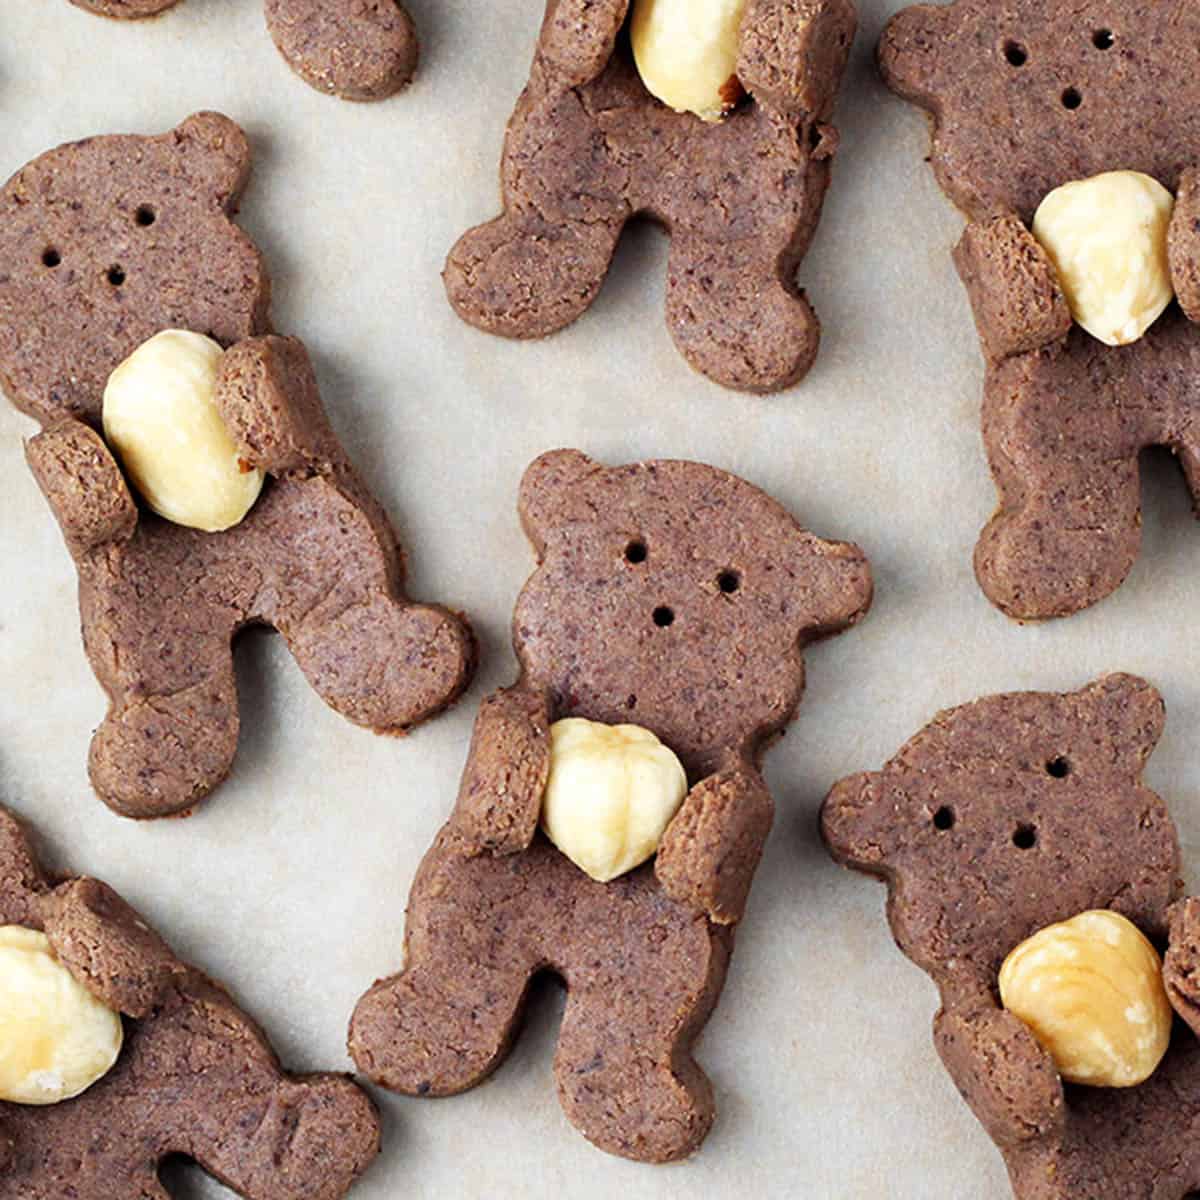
(102, 330, 264, 532)
(999, 909, 1172, 1088)
(630, 0, 748, 123)
(0, 925, 123, 1105)
(1032, 170, 1176, 346)
(540, 718, 688, 882)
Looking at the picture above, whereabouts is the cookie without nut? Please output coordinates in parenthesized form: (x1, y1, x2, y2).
(68, 0, 417, 100)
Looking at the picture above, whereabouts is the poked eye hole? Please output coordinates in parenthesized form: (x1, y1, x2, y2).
(1003, 40, 1028, 67)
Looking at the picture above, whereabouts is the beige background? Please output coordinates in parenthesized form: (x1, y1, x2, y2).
(3, 1, 1199, 1196)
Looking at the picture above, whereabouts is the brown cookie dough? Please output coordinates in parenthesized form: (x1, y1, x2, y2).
(821, 674, 1200, 1198)
(0, 114, 475, 818)
(0, 804, 380, 1198)
(444, 0, 857, 393)
(349, 448, 872, 1161)
(880, 0, 1200, 619)
(68, 0, 417, 100)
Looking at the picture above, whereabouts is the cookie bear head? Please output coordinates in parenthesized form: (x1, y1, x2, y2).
(0, 112, 270, 427)
(514, 449, 873, 778)
(880, 1, 1200, 220)
(822, 674, 1181, 989)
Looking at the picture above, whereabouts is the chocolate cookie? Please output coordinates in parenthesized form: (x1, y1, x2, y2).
(443, 0, 857, 393)
(0, 113, 475, 817)
(349, 448, 872, 1161)
(820, 674, 1200, 1198)
(880, 1, 1200, 619)
(69, 0, 417, 100)
(0, 803, 380, 1197)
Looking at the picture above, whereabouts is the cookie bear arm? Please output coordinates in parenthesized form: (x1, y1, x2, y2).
(449, 687, 553, 855)
(536, 0, 630, 89)
(933, 1002, 1065, 1149)
(1163, 897, 1200, 1036)
(215, 335, 344, 476)
(655, 767, 773, 926)
(953, 215, 1072, 363)
(1168, 168, 1200, 323)
(24, 419, 138, 560)
(39, 878, 179, 1019)
(736, 0, 856, 122)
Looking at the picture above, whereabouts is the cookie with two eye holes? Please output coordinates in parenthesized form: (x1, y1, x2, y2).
(821, 673, 1200, 1198)
(349, 448, 873, 1162)
(881, 0, 1200, 619)
(68, 0, 417, 101)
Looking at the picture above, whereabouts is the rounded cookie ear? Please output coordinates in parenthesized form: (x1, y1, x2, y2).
(0, 808, 48, 920)
(518, 448, 599, 550)
(787, 533, 873, 641)
(878, 2, 953, 108)
(820, 770, 896, 874)
(1077, 673, 1165, 768)
(171, 112, 253, 208)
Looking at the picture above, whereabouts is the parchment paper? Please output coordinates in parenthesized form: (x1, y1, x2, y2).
(4, 2, 1200, 1195)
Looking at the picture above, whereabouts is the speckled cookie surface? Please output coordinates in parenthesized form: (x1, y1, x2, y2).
(349, 448, 872, 1161)
(0, 804, 380, 1198)
(880, 0, 1200, 620)
(444, 0, 856, 393)
(1, 114, 475, 817)
(821, 674, 1200, 1198)
(69, 0, 416, 100)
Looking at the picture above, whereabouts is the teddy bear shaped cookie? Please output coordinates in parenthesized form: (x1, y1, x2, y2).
(0, 801, 380, 1197)
(69, 0, 417, 101)
(0, 113, 475, 818)
(444, 0, 857, 393)
(349, 448, 873, 1161)
(822, 673, 1200, 1197)
(881, 0, 1200, 620)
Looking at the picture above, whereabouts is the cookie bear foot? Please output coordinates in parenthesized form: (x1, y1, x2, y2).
(264, 0, 419, 101)
(975, 505, 1139, 621)
(286, 597, 475, 732)
(555, 984, 715, 1163)
(349, 965, 528, 1095)
(444, 214, 622, 339)
(665, 235, 821, 393)
(89, 676, 240, 819)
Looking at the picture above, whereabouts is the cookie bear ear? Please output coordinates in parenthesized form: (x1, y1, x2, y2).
(1076, 673, 1165, 767)
(171, 112, 253, 208)
(0, 808, 48, 922)
(518, 448, 600, 551)
(820, 770, 897, 873)
(878, 3, 953, 107)
(787, 533, 873, 641)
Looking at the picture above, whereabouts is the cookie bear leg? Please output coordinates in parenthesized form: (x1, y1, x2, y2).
(350, 843, 536, 1094)
(664, 231, 820, 393)
(553, 920, 729, 1162)
(975, 356, 1142, 620)
(444, 213, 624, 339)
(272, 485, 474, 731)
(87, 632, 240, 819)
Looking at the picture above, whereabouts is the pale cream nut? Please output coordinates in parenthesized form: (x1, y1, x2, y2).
(1032, 170, 1175, 346)
(540, 718, 688, 882)
(0, 926, 123, 1105)
(630, 0, 747, 123)
(999, 909, 1172, 1088)
(102, 330, 264, 533)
